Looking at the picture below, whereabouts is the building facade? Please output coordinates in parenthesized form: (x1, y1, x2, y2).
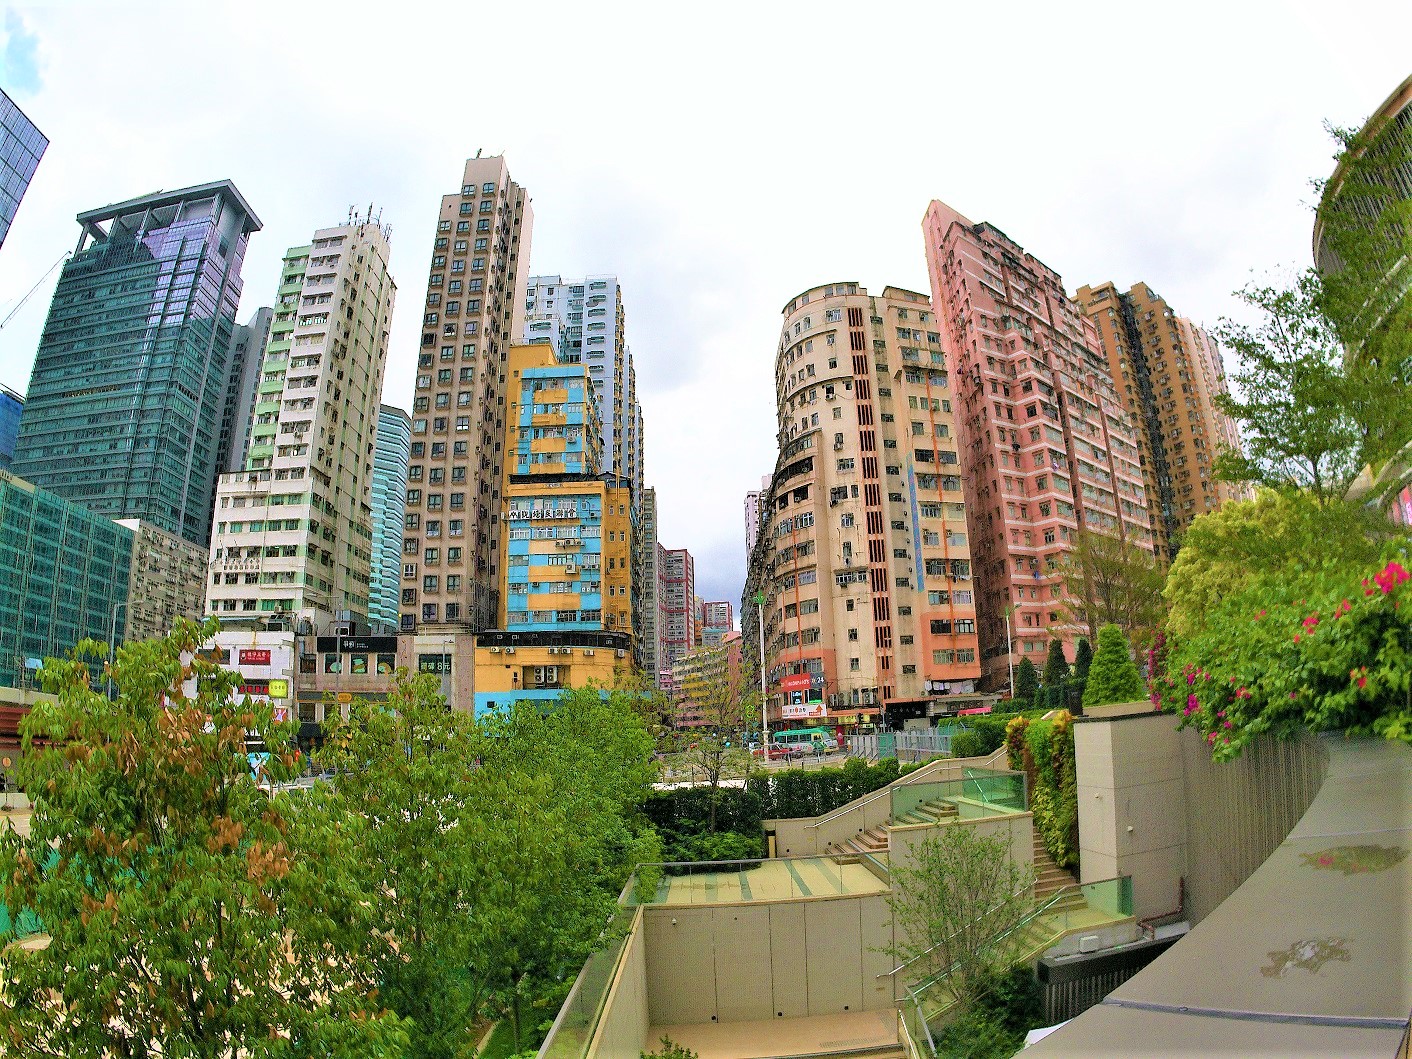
(116, 518, 208, 642)
(1314, 74, 1412, 524)
(471, 341, 635, 715)
(922, 202, 1152, 692)
(0, 471, 133, 689)
(370, 404, 411, 632)
(401, 155, 533, 634)
(11, 181, 261, 546)
(1075, 282, 1245, 561)
(217, 306, 275, 475)
(206, 217, 396, 631)
(670, 630, 744, 726)
(657, 545, 695, 696)
(0, 386, 22, 470)
(756, 282, 982, 727)
(522, 275, 644, 497)
(639, 485, 661, 685)
(700, 600, 733, 647)
(0, 88, 47, 252)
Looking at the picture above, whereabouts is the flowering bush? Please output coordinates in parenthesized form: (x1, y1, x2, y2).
(1160, 549, 1412, 760)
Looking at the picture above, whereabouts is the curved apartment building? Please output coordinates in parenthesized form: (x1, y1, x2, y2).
(757, 282, 981, 728)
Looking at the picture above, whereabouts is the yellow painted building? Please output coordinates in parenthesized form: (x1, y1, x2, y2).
(474, 342, 637, 714)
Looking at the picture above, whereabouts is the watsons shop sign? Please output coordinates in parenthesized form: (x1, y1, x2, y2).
(507, 507, 579, 521)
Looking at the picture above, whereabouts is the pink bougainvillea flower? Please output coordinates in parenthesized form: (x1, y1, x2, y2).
(1207, 732, 1217, 744)
(1334, 599, 1351, 618)
(1224, 720, 1233, 729)
(1357, 676, 1368, 689)
(1302, 613, 1319, 630)
(1293, 633, 1302, 643)
(1188, 694, 1199, 709)
(1318, 854, 1333, 866)
(1186, 671, 1196, 686)
(1372, 561, 1408, 594)
(1290, 692, 1299, 700)
(1255, 609, 1266, 621)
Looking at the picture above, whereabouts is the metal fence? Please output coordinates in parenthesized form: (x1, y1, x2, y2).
(849, 729, 954, 762)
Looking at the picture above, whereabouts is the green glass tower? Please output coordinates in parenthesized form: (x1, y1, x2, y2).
(11, 180, 262, 546)
(0, 471, 133, 688)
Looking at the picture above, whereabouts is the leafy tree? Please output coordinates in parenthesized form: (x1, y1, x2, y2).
(671, 644, 759, 834)
(1058, 530, 1166, 653)
(1164, 490, 1394, 639)
(1013, 658, 1039, 706)
(886, 824, 1035, 1012)
(1074, 638, 1094, 682)
(471, 687, 660, 1051)
(0, 620, 406, 1058)
(1082, 624, 1146, 708)
(1211, 271, 1376, 504)
(315, 670, 483, 1059)
(1039, 639, 1069, 707)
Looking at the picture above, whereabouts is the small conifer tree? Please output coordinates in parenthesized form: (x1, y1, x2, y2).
(1074, 637, 1094, 682)
(1014, 657, 1039, 705)
(1081, 624, 1146, 708)
(1039, 638, 1069, 708)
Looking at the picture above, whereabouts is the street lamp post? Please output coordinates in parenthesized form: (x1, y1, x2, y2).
(1004, 602, 1016, 701)
(106, 600, 128, 699)
(754, 590, 767, 755)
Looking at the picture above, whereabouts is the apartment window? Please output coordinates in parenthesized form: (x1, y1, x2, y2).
(849, 658, 860, 672)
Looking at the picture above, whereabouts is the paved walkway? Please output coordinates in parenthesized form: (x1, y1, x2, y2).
(649, 1009, 898, 1058)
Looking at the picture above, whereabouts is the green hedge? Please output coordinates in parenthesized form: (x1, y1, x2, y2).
(645, 757, 912, 862)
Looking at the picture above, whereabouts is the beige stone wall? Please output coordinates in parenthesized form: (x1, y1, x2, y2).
(642, 893, 895, 1025)
(1075, 711, 1187, 921)
(1075, 712, 1329, 925)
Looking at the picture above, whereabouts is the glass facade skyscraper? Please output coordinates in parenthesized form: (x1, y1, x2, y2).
(0, 88, 47, 251)
(0, 471, 133, 689)
(11, 181, 261, 546)
(370, 404, 411, 632)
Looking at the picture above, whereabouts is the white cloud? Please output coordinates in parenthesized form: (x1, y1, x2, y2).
(0, 0, 1408, 610)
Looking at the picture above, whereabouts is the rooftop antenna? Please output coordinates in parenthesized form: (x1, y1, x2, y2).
(475, 148, 483, 158)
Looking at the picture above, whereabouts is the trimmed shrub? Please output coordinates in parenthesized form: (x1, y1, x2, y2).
(1082, 624, 1146, 708)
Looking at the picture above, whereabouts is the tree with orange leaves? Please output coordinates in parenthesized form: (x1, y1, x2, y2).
(0, 618, 406, 1058)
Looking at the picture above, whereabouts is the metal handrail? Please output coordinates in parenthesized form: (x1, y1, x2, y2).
(901, 875, 1131, 1009)
(803, 747, 1010, 830)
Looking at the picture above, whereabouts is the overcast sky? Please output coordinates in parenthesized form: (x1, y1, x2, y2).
(0, 2, 1408, 618)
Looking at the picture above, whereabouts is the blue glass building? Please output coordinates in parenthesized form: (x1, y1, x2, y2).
(370, 404, 411, 632)
(0, 386, 22, 470)
(0, 88, 47, 252)
(11, 181, 261, 546)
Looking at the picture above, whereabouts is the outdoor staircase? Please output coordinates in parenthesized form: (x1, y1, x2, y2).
(1032, 829, 1080, 902)
(828, 798, 959, 859)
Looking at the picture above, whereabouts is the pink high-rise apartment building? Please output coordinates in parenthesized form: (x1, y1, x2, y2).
(922, 201, 1152, 691)
(657, 545, 696, 694)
